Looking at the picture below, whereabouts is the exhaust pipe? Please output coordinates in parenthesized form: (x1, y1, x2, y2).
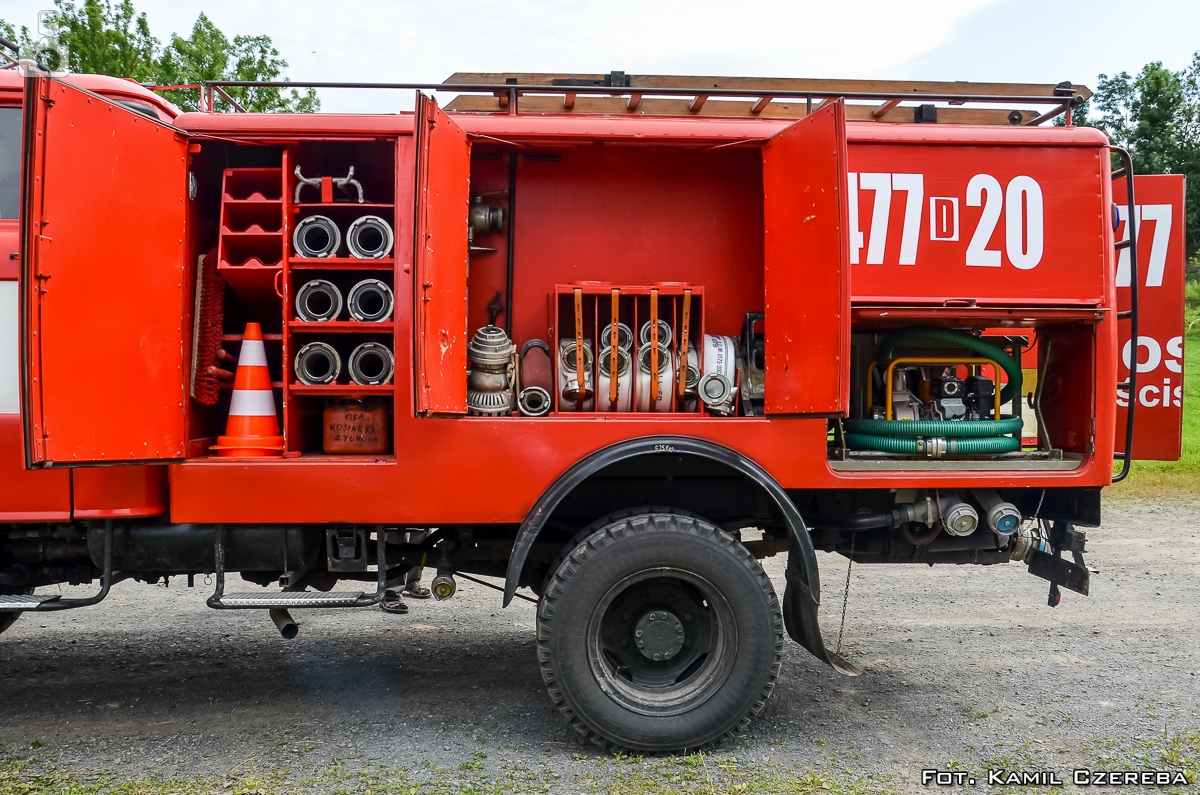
(270, 608, 298, 640)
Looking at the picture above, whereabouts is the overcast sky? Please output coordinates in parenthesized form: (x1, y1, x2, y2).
(5, 0, 1199, 113)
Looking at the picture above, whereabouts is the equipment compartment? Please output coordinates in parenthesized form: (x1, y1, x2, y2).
(185, 138, 398, 459)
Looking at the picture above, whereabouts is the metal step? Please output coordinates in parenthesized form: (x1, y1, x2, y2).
(0, 594, 61, 611)
(215, 591, 366, 608)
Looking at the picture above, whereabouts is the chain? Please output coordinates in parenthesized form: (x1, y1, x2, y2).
(835, 530, 855, 654)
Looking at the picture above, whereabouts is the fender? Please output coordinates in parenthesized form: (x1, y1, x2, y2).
(502, 435, 860, 676)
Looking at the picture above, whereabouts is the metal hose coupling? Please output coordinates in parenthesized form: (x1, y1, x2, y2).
(295, 279, 343, 322)
(293, 215, 341, 258)
(937, 490, 979, 537)
(347, 342, 394, 386)
(347, 279, 394, 322)
(295, 342, 342, 385)
(346, 215, 394, 259)
(972, 488, 1022, 538)
(518, 386, 551, 417)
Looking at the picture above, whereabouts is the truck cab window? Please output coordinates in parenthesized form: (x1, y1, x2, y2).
(0, 107, 19, 219)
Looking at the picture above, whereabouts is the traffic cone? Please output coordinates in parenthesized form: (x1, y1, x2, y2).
(211, 322, 285, 457)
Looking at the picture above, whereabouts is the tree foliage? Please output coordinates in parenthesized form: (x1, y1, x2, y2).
(0, 0, 317, 113)
(1082, 54, 1200, 271)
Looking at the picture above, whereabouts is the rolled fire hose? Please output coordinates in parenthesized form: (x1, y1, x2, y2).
(346, 215, 394, 259)
(295, 279, 343, 322)
(845, 326, 1023, 454)
(639, 319, 673, 349)
(347, 279, 394, 322)
(557, 340, 594, 411)
(597, 345, 633, 412)
(601, 322, 634, 352)
(698, 334, 738, 414)
(636, 343, 674, 412)
(348, 342, 394, 386)
(293, 215, 341, 259)
(295, 342, 341, 385)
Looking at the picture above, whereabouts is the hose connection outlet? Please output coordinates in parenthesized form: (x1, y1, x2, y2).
(295, 342, 342, 385)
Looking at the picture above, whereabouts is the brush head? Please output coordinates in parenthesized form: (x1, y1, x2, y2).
(190, 249, 225, 406)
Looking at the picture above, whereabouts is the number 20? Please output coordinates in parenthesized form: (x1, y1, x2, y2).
(966, 174, 1044, 270)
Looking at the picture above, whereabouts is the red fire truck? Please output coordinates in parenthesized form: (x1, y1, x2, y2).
(0, 61, 1186, 751)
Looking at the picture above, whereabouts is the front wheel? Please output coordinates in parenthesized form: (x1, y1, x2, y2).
(536, 511, 783, 751)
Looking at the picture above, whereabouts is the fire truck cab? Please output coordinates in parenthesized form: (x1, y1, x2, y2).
(0, 66, 1181, 751)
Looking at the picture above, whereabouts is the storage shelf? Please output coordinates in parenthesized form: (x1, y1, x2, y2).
(220, 225, 283, 237)
(222, 333, 283, 342)
(288, 383, 395, 395)
(293, 203, 395, 210)
(288, 320, 394, 333)
(222, 197, 283, 206)
(289, 257, 395, 270)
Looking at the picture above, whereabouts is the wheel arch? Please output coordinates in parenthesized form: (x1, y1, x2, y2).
(503, 435, 858, 675)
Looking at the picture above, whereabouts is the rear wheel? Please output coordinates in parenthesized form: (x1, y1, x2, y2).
(536, 511, 783, 751)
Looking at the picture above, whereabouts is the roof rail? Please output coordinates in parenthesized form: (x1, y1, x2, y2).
(192, 73, 1088, 126)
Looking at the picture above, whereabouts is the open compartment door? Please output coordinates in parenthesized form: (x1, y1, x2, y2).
(762, 99, 850, 415)
(20, 75, 187, 467)
(413, 93, 471, 415)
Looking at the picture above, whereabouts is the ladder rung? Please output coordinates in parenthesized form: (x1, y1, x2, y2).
(1117, 310, 1132, 319)
(1114, 239, 1131, 250)
(1117, 381, 1131, 389)
(216, 591, 365, 608)
(1111, 167, 1127, 179)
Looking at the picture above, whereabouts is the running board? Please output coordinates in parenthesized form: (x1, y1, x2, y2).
(0, 521, 118, 613)
(214, 591, 370, 608)
(0, 594, 61, 610)
(206, 525, 389, 610)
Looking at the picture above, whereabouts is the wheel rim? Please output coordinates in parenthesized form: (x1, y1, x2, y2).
(585, 567, 737, 717)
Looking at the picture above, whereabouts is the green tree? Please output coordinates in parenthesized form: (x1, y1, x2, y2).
(1, 1, 317, 113)
(155, 13, 318, 113)
(1084, 55, 1200, 273)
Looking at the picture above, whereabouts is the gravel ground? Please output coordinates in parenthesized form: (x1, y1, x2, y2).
(1, 499, 1198, 792)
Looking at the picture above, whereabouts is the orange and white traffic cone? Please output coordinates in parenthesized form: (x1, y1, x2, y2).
(211, 322, 285, 457)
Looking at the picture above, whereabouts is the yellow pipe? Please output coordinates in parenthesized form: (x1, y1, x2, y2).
(868, 357, 1004, 420)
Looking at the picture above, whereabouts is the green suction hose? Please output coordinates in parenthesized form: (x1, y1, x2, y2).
(844, 416, 1023, 437)
(844, 434, 1021, 455)
(844, 327, 1025, 456)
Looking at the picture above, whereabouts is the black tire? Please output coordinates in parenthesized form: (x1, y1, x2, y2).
(536, 510, 783, 751)
(0, 612, 19, 636)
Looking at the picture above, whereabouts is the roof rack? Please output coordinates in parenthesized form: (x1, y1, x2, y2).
(191, 72, 1089, 126)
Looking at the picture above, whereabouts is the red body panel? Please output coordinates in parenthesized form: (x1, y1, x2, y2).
(762, 100, 850, 414)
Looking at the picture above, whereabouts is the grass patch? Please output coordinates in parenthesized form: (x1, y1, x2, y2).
(1107, 329, 1200, 499)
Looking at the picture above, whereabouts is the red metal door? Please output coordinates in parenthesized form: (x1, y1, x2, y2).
(414, 93, 470, 415)
(21, 75, 187, 466)
(762, 99, 850, 415)
(1114, 174, 1186, 460)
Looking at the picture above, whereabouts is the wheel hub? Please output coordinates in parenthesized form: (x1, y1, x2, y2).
(634, 610, 685, 661)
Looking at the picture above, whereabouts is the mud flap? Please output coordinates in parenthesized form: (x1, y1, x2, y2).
(782, 533, 862, 677)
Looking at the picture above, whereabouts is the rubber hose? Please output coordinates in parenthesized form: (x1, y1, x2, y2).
(844, 433, 1021, 454)
(876, 326, 1022, 404)
(844, 416, 1023, 438)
